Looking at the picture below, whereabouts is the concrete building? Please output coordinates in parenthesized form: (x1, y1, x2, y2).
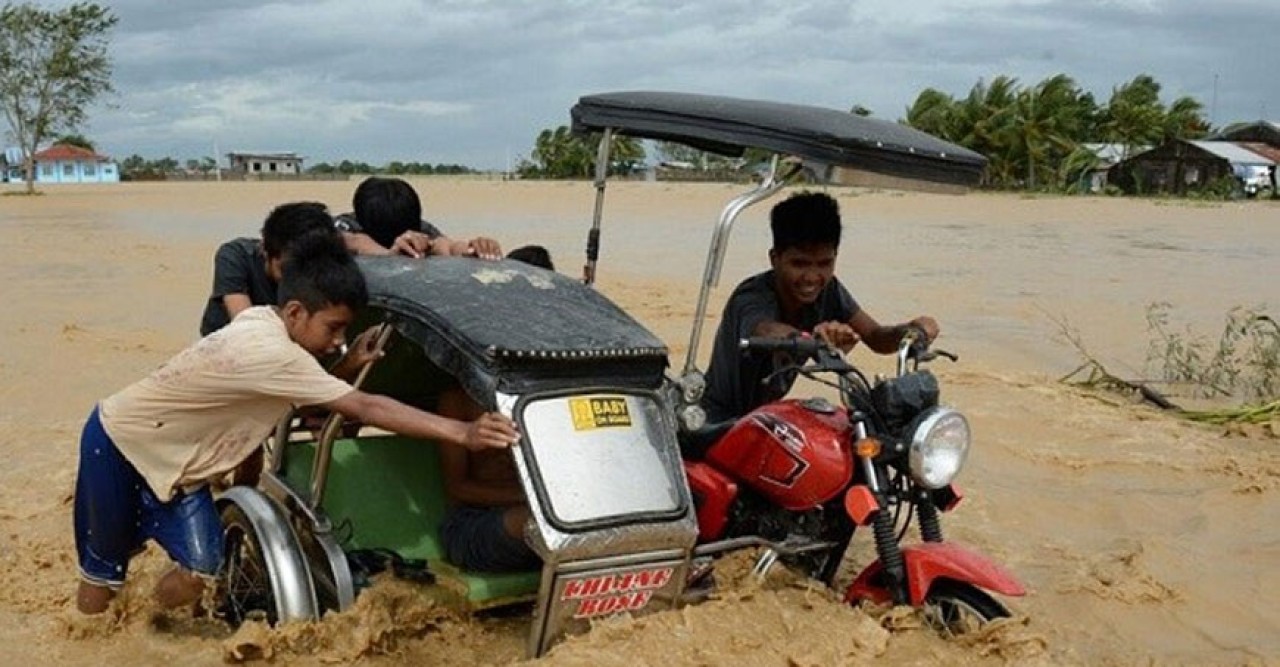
(4, 144, 119, 183)
(226, 151, 304, 176)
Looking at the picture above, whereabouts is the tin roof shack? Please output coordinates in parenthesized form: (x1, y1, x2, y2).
(1113, 140, 1274, 196)
(1211, 120, 1280, 148)
(1238, 143, 1280, 194)
(227, 151, 303, 177)
(1080, 143, 1146, 193)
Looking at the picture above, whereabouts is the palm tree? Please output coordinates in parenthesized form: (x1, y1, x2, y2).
(1102, 74, 1166, 160)
(1163, 96, 1210, 141)
(905, 88, 958, 140)
(1001, 74, 1085, 189)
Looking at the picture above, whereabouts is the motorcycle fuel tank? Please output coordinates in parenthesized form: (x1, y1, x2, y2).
(705, 399, 854, 511)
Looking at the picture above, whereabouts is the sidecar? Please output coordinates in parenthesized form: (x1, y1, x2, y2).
(217, 255, 697, 657)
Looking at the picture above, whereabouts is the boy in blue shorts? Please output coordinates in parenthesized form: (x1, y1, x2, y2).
(74, 203, 519, 614)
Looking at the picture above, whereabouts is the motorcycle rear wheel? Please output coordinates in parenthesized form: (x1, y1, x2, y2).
(922, 580, 1011, 636)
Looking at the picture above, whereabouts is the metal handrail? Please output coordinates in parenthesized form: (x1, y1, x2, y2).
(681, 156, 802, 374)
(583, 127, 613, 285)
(308, 324, 395, 511)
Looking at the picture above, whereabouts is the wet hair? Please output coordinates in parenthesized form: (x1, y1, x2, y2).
(260, 202, 339, 259)
(352, 177, 421, 248)
(278, 231, 368, 313)
(505, 245, 554, 270)
(769, 191, 842, 252)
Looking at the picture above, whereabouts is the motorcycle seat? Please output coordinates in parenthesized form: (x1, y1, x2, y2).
(678, 420, 736, 459)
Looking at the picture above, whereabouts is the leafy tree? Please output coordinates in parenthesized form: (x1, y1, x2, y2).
(526, 125, 644, 178)
(657, 140, 702, 166)
(903, 72, 1204, 192)
(1163, 96, 1210, 141)
(904, 88, 957, 140)
(0, 2, 117, 193)
(1000, 74, 1087, 189)
(54, 132, 93, 151)
(1100, 74, 1166, 160)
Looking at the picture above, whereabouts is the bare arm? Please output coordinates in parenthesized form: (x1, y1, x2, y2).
(749, 319, 803, 339)
(342, 231, 394, 256)
(849, 310, 939, 354)
(322, 390, 518, 450)
(221, 293, 253, 322)
(328, 326, 385, 381)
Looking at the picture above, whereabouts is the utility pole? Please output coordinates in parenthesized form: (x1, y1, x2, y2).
(1211, 73, 1219, 127)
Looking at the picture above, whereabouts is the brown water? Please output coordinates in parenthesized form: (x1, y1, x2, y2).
(0, 180, 1277, 665)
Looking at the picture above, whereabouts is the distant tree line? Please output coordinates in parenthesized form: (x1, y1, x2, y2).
(517, 126, 645, 178)
(112, 155, 478, 180)
(519, 73, 1217, 193)
(118, 154, 216, 179)
(903, 73, 1210, 191)
(306, 160, 475, 176)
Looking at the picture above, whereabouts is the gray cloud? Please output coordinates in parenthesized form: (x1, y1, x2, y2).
(48, 0, 1277, 167)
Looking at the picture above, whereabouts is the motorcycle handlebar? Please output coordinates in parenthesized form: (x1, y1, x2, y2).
(738, 336, 826, 356)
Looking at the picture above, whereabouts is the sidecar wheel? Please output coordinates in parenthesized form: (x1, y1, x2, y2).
(216, 487, 318, 625)
(220, 503, 278, 624)
(922, 580, 1011, 637)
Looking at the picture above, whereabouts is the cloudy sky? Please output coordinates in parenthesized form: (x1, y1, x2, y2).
(65, 0, 1280, 168)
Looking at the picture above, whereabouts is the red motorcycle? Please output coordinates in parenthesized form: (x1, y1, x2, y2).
(678, 330, 1024, 632)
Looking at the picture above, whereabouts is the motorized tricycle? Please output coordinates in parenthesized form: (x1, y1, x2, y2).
(216, 91, 1020, 658)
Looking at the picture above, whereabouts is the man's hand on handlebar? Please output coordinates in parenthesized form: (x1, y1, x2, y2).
(813, 321, 860, 353)
(907, 316, 940, 343)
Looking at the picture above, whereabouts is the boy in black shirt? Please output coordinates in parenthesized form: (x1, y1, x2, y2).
(700, 192, 940, 423)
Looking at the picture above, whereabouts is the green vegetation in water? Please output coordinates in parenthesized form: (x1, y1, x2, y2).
(1144, 303, 1279, 402)
(1055, 304, 1279, 427)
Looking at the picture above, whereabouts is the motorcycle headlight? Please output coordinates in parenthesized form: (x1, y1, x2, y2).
(907, 407, 970, 489)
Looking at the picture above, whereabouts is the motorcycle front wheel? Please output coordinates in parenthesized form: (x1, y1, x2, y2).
(922, 580, 1011, 636)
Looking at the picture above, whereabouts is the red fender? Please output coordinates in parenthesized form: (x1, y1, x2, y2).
(844, 542, 1025, 607)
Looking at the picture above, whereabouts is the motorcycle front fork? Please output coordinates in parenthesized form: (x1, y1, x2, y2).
(865, 467, 946, 605)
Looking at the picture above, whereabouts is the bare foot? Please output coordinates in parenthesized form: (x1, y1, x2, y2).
(76, 580, 115, 614)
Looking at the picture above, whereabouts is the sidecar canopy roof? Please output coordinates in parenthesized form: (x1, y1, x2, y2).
(357, 256, 668, 401)
(572, 91, 987, 188)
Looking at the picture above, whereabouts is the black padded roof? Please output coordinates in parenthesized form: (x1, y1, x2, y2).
(572, 91, 987, 187)
(357, 256, 668, 401)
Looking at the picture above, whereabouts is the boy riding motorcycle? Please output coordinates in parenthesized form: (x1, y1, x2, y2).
(700, 191, 940, 424)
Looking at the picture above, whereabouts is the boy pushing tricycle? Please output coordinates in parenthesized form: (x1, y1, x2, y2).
(72, 203, 518, 615)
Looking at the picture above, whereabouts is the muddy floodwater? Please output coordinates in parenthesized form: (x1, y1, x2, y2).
(0, 180, 1277, 665)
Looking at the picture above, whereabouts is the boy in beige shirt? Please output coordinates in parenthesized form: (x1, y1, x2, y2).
(74, 204, 518, 615)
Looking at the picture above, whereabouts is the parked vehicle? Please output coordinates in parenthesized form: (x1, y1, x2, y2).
(215, 91, 1009, 658)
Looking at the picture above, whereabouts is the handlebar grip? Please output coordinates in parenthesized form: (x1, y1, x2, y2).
(738, 336, 824, 356)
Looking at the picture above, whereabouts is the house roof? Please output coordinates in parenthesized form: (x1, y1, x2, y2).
(1211, 120, 1280, 141)
(1189, 140, 1274, 165)
(32, 143, 110, 162)
(1082, 143, 1144, 165)
(227, 151, 303, 160)
(1237, 142, 1280, 164)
